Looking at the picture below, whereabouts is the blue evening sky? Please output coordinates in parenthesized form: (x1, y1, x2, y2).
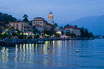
(0, 0, 104, 25)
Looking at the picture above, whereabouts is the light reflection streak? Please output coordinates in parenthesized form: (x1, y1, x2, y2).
(0, 40, 70, 66)
(43, 41, 48, 55)
(15, 45, 18, 63)
(0, 47, 8, 63)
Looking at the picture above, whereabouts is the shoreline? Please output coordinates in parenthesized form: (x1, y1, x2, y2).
(0, 38, 95, 46)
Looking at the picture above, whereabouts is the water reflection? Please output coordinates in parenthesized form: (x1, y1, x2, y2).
(0, 40, 82, 63)
(0, 40, 80, 64)
(0, 40, 104, 68)
(0, 47, 8, 63)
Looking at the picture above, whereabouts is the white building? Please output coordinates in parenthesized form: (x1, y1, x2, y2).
(64, 26, 81, 37)
(32, 17, 47, 33)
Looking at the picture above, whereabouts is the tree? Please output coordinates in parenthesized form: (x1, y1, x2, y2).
(65, 32, 76, 38)
(84, 28, 89, 37)
(1, 33, 11, 39)
(80, 27, 94, 38)
(44, 30, 54, 36)
(23, 14, 29, 22)
(28, 35, 32, 39)
(12, 32, 18, 36)
(16, 29, 22, 34)
(18, 34, 26, 39)
(74, 25, 77, 27)
(54, 33, 60, 38)
(54, 23, 58, 27)
(33, 26, 41, 34)
(64, 24, 70, 28)
(59, 26, 64, 29)
(70, 34, 76, 38)
(80, 27, 85, 38)
(66, 32, 71, 36)
(0, 12, 16, 24)
(88, 32, 94, 38)
(34, 34, 39, 38)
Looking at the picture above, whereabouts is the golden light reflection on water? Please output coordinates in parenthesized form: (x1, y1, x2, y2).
(15, 45, 18, 63)
(0, 40, 74, 65)
(43, 41, 48, 55)
(0, 47, 8, 63)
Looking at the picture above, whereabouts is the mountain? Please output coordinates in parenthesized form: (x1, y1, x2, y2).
(69, 15, 104, 35)
(0, 12, 16, 24)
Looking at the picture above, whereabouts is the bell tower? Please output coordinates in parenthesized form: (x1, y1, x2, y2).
(48, 12, 54, 24)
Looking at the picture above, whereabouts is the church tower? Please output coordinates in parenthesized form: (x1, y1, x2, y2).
(48, 12, 54, 24)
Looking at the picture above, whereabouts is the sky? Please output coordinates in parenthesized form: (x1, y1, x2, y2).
(0, 0, 104, 25)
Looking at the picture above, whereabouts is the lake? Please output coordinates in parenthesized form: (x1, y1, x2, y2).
(0, 39, 104, 69)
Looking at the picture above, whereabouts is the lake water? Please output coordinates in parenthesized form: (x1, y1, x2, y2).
(0, 39, 104, 69)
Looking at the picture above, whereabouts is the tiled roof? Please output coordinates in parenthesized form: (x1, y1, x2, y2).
(64, 26, 80, 30)
(32, 17, 45, 21)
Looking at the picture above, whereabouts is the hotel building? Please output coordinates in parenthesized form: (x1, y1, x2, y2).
(64, 26, 81, 37)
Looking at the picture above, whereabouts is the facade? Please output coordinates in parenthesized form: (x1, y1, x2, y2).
(8, 13, 57, 37)
(64, 26, 81, 36)
(24, 22, 33, 35)
(48, 12, 54, 24)
(32, 17, 53, 33)
(9, 22, 24, 32)
(45, 23, 53, 31)
(9, 22, 33, 35)
(32, 17, 46, 33)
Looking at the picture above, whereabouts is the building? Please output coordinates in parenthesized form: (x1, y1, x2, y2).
(9, 13, 55, 36)
(64, 26, 81, 37)
(9, 22, 24, 32)
(24, 22, 33, 35)
(45, 23, 53, 31)
(9, 22, 33, 35)
(48, 12, 54, 24)
(32, 17, 47, 33)
(32, 17, 53, 33)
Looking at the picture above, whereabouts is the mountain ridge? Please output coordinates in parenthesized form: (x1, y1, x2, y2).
(69, 15, 104, 35)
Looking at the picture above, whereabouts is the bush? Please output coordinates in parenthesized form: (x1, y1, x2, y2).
(34, 34, 39, 38)
(18, 34, 26, 39)
(28, 35, 32, 39)
(0, 33, 11, 39)
(12, 32, 18, 36)
(55, 34, 60, 38)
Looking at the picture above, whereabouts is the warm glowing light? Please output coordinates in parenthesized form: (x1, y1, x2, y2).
(56, 31, 62, 35)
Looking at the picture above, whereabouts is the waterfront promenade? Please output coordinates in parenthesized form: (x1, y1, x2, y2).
(0, 38, 93, 46)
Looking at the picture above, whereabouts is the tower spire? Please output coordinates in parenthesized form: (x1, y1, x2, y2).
(48, 12, 54, 24)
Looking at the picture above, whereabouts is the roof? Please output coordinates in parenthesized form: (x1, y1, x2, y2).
(64, 26, 80, 30)
(46, 23, 53, 26)
(9, 22, 28, 24)
(32, 17, 45, 21)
